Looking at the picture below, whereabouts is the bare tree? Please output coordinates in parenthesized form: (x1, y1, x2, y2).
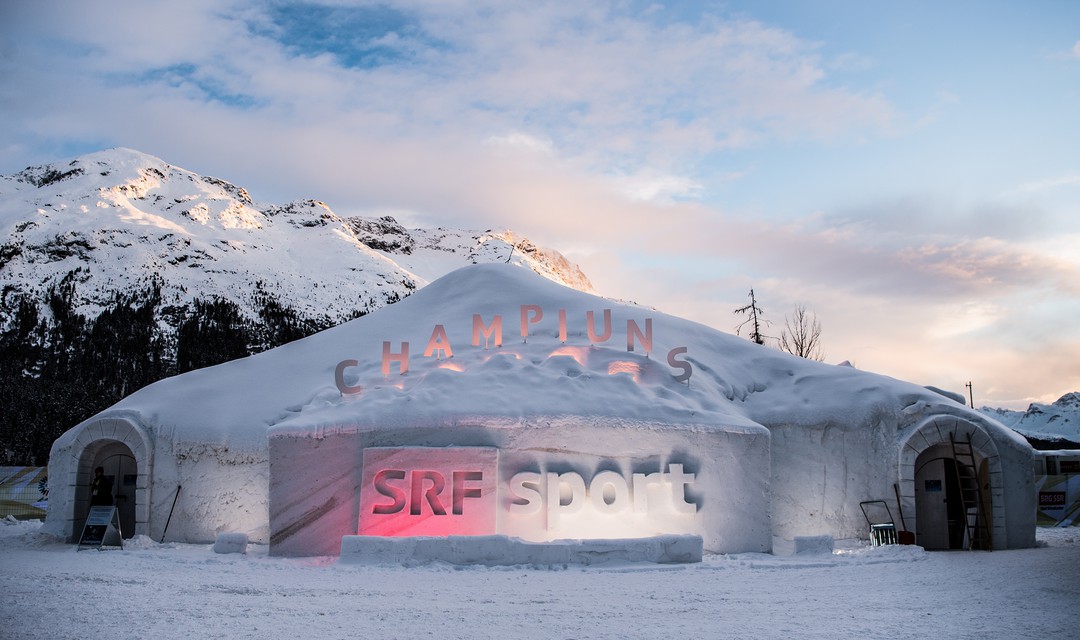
(734, 289, 768, 345)
(779, 304, 825, 361)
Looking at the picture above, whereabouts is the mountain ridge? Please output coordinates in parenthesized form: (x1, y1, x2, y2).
(0, 147, 593, 464)
(1, 147, 591, 328)
(979, 392, 1080, 449)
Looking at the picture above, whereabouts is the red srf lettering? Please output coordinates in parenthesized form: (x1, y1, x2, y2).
(453, 470, 484, 515)
(409, 470, 447, 516)
(371, 469, 407, 514)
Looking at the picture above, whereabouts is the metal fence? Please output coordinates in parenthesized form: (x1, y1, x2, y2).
(0, 467, 48, 520)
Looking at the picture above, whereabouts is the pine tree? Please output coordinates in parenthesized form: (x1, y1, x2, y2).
(734, 289, 768, 345)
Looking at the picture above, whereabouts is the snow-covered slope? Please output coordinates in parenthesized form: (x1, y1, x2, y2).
(0, 148, 592, 327)
(980, 392, 1080, 445)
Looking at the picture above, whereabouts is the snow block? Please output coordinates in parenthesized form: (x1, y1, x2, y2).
(338, 534, 703, 566)
(213, 532, 249, 554)
(771, 535, 834, 556)
(794, 535, 834, 555)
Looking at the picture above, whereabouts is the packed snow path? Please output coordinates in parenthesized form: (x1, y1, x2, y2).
(3, 521, 1077, 639)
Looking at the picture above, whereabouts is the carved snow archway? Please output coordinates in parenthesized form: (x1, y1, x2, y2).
(897, 414, 1005, 548)
(58, 416, 154, 541)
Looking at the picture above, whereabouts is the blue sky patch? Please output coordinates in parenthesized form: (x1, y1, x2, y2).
(259, 3, 434, 69)
(116, 64, 262, 109)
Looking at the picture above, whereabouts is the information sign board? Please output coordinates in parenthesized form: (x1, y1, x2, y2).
(77, 506, 123, 550)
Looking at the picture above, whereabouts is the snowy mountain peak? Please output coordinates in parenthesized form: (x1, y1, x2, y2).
(1, 148, 592, 327)
(979, 391, 1080, 446)
(1052, 392, 1080, 411)
(6, 147, 267, 232)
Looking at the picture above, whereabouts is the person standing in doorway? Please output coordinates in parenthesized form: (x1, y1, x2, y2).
(90, 466, 113, 506)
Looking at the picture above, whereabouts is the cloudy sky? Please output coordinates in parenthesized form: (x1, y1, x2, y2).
(2, 1, 1078, 408)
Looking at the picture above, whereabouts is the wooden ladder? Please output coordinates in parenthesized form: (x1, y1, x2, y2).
(950, 432, 992, 550)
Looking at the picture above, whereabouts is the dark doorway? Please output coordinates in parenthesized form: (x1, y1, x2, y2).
(915, 444, 970, 550)
(943, 459, 966, 549)
(82, 441, 138, 539)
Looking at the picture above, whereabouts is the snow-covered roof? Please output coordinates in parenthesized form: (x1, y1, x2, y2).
(58, 263, 1027, 454)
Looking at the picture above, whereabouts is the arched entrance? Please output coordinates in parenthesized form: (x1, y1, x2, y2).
(55, 416, 153, 542)
(898, 415, 1003, 551)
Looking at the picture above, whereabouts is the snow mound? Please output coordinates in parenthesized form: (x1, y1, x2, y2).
(86, 262, 975, 447)
(0, 517, 65, 549)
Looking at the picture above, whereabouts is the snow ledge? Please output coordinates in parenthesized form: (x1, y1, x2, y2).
(338, 534, 703, 566)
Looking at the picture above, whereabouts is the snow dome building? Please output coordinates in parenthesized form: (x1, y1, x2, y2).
(43, 265, 1036, 557)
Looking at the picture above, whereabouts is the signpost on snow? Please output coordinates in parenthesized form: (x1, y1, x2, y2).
(77, 506, 123, 551)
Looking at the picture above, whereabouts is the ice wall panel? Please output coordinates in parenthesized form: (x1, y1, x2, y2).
(358, 447, 498, 536)
(268, 419, 771, 556)
(269, 431, 360, 557)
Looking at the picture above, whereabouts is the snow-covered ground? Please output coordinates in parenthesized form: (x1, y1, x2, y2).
(3, 518, 1077, 639)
